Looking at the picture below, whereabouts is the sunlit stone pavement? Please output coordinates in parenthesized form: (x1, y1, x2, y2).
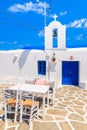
(0, 84, 87, 130)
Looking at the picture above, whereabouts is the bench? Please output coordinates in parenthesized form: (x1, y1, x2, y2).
(25, 78, 56, 106)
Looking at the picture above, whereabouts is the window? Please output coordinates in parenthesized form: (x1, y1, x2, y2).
(38, 61, 46, 75)
(52, 28, 58, 48)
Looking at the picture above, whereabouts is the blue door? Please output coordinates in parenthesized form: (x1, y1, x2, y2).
(62, 61, 79, 85)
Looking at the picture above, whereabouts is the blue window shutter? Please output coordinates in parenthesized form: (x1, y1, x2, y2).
(38, 61, 46, 75)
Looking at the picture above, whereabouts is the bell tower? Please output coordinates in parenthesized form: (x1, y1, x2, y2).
(45, 15, 66, 50)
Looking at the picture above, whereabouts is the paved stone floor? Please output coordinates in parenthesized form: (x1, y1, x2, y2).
(0, 84, 87, 130)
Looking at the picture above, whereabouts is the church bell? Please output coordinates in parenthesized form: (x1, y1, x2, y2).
(53, 30, 57, 37)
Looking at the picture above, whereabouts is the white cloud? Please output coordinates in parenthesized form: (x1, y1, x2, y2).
(0, 41, 18, 44)
(75, 34, 83, 41)
(9, 41, 18, 44)
(67, 18, 87, 28)
(38, 30, 44, 37)
(84, 22, 87, 28)
(0, 41, 7, 44)
(60, 11, 67, 16)
(13, 41, 18, 44)
(8, 1, 49, 15)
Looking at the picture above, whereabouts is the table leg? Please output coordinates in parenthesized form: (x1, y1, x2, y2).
(53, 87, 55, 107)
(47, 90, 49, 106)
(43, 94, 46, 118)
(20, 110, 22, 123)
(19, 99, 22, 123)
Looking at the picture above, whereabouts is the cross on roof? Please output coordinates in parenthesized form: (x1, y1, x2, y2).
(53, 14, 58, 21)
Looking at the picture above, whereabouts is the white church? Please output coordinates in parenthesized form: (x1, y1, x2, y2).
(0, 16, 87, 89)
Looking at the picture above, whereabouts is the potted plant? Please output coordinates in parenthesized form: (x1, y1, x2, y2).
(52, 53, 56, 62)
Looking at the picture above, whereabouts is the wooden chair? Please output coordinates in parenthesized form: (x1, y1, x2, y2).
(19, 91, 39, 126)
(3, 89, 19, 130)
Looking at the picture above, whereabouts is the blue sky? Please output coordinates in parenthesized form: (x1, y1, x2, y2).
(0, 0, 87, 50)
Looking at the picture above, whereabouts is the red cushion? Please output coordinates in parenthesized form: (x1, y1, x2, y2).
(35, 79, 46, 85)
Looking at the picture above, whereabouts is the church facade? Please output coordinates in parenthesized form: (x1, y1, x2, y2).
(0, 18, 87, 89)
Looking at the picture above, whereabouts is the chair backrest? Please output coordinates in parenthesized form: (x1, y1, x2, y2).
(20, 90, 34, 109)
(19, 90, 36, 124)
(3, 89, 19, 122)
(4, 89, 17, 100)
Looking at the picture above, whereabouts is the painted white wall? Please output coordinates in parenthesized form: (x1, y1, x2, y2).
(0, 48, 87, 88)
(0, 50, 46, 81)
(45, 48, 87, 87)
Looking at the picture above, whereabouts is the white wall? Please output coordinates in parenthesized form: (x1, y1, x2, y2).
(45, 48, 87, 85)
(0, 50, 45, 81)
(0, 48, 87, 86)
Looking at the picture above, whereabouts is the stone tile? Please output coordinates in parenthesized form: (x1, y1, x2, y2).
(68, 113, 85, 121)
(81, 92, 87, 96)
(74, 108, 85, 115)
(71, 105, 83, 109)
(0, 121, 4, 130)
(73, 94, 80, 97)
(66, 97, 76, 100)
(62, 101, 73, 105)
(64, 98, 74, 101)
(71, 122, 87, 130)
(57, 99, 63, 102)
(47, 109, 67, 116)
(57, 103, 68, 108)
(82, 89, 87, 92)
(59, 122, 72, 130)
(55, 94, 64, 98)
(0, 109, 4, 115)
(18, 122, 30, 130)
(0, 120, 18, 130)
(55, 117, 64, 120)
(68, 87, 81, 91)
(81, 99, 87, 103)
(73, 100, 84, 105)
(0, 98, 4, 102)
(54, 106, 66, 109)
(33, 122, 59, 130)
(85, 105, 87, 109)
(67, 108, 74, 112)
(7, 121, 19, 126)
(38, 115, 53, 121)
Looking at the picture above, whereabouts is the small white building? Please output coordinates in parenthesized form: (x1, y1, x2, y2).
(0, 18, 87, 89)
(44, 17, 87, 88)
